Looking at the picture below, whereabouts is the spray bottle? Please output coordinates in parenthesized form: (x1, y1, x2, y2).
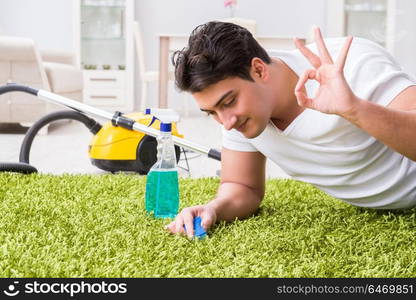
(145, 109, 180, 218)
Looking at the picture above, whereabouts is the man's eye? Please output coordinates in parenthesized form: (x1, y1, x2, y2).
(206, 111, 216, 116)
(223, 98, 235, 107)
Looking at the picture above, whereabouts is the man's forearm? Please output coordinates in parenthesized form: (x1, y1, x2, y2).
(343, 97, 416, 161)
(206, 182, 263, 222)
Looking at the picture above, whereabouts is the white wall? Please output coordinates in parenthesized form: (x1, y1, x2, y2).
(0, 0, 75, 52)
(390, 0, 416, 77)
(136, 0, 326, 71)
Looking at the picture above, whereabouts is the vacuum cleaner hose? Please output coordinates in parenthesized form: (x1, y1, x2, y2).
(0, 84, 39, 173)
(0, 83, 38, 96)
(19, 110, 102, 165)
(0, 110, 102, 174)
(0, 162, 38, 174)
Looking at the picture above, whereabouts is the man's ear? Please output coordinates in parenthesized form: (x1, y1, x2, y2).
(250, 57, 269, 81)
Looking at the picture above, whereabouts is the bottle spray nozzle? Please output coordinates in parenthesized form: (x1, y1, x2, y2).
(146, 108, 180, 132)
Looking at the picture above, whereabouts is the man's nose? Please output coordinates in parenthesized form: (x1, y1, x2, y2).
(221, 113, 238, 131)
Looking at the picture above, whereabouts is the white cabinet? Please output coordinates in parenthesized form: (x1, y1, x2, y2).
(74, 0, 135, 112)
(326, 0, 391, 48)
(83, 70, 126, 106)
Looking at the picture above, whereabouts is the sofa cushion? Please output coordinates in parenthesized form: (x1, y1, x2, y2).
(43, 62, 83, 93)
(41, 49, 75, 65)
(0, 37, 38, 62)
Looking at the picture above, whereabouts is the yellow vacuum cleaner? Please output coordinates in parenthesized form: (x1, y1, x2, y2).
(89, 111, 184, 174)
(0, 83, 221, 174)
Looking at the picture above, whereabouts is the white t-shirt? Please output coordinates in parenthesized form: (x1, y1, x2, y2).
(222, 37, 416, 209)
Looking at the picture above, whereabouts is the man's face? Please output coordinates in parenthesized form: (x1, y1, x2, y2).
(193, 76, 272, 139)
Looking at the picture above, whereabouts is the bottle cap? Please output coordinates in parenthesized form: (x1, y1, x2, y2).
(160, 122, 172, 132)
(184, 216, 207, 239)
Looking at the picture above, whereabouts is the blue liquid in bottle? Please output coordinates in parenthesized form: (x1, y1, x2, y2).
(144, 116, 180, 219)
(145, 169, 179, 218)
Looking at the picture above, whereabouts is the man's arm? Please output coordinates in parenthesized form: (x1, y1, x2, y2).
(207, 148, 266, 222)
(166, 147, 266, 237)
(342, 86, 416, 161)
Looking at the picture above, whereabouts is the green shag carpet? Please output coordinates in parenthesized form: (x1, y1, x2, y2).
(1, 173, 416, 278)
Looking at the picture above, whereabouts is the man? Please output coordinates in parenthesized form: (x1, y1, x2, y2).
(166, 21, 416, 238)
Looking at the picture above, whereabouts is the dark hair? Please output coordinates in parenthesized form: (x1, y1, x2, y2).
(172, 21, 271, 93)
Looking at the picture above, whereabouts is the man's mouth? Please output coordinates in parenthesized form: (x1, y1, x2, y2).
(236, 119, 248, 131)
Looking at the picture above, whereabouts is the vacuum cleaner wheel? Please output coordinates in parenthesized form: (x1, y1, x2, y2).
(136, 135, 181, 175)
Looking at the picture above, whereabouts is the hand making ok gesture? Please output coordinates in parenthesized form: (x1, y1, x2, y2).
(294, 27, 357, 117)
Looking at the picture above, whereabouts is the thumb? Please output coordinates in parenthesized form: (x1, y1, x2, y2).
(200, 211, 216, 230)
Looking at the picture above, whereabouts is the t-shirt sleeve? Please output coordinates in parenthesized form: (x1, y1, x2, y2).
(222, 127, 257, 152)
(369, 67, 416, 107)
(345, 38, 416, 107)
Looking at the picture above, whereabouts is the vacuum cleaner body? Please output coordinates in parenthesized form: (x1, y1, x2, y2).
(89, 112, 183, 174)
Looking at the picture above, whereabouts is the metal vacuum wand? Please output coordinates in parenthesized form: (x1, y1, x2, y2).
(0, 83, 221, 161)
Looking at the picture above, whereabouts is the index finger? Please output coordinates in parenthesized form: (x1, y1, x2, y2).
(173, 214, 186, 235)
(335, 36, 353, 71)
(183, 213, 195, 238)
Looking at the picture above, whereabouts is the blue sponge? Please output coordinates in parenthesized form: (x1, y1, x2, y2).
(184, 216, 207, 239)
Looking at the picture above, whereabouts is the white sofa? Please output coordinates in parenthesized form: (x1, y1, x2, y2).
(0, 36, 83, 130)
